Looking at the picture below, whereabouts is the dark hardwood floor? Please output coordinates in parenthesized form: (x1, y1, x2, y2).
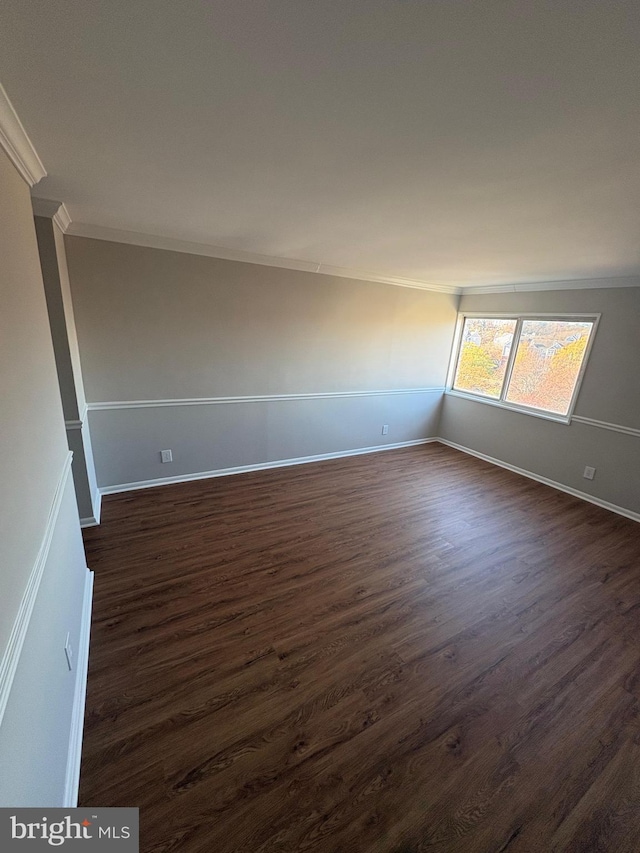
(80, 443, 640, 852)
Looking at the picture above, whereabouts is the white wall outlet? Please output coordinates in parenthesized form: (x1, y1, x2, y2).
(64, 633, 73, 671)
(382, 425, 389, 435)
(161, 449, 173, 463)
(583, 466, 596, 480)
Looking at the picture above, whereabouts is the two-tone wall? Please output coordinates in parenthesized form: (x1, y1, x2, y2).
(64, 236, 459, 491)
(439, 287, 640, 518)
(63, 237, 640, 520)
(0, 148, 92, 805)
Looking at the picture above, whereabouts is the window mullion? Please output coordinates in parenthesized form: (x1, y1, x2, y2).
(500, 318, 522, 402)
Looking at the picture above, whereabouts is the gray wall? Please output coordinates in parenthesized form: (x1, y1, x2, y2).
(0, 472, 88, 805)
(62, 235, 639, 516)
(0, 151, 69, 655)
(64, 236, 458, 488)
(0, 148, 90, 804)
(439, 287, 640, 516)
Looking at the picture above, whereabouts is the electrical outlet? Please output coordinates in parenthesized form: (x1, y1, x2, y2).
(64, 633, 73, 671)
(161, 449, 173, 463)
(382, 425, 389, 435)
(583, 466, 596, 480)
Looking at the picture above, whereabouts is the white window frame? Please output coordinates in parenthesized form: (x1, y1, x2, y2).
(445, 313, 601, 424)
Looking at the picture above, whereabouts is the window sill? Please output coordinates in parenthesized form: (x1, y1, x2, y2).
(444, 389, 572, 425)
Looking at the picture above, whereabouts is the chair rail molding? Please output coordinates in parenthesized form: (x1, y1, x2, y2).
(0, 452, 73, 729)
(571, 415, 640, 438)
(87, 387, 446, 411)
(445, 391, 639, 439)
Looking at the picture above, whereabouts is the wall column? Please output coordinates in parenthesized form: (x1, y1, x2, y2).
(32, 199, 100, 525)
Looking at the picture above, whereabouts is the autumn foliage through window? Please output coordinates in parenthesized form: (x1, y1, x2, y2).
(452, 317, 595, 417)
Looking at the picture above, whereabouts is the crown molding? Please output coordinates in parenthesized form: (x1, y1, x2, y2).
(460, 276, 640, 295)
(52, 218, 640, 296)
(31, 197, 72, 233)
(65, 221, 461, 295)
(55, 203, 72, 233)
(0, 82, 46, 187)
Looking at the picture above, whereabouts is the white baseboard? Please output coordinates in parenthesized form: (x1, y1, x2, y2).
(92, 490, 101, 523)
(99, 438, 438, 495)
(0, 453, 73, 729)
(80, 492, 101, 528)
(96, 436, 638, 523)
(63, 569, 94, 807)
(437, 438, 640, 523)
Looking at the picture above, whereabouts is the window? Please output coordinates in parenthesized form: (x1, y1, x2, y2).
(450, 315, 599, 420)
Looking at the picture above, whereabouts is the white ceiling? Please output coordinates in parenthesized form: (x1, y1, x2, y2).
(1, 0, 639, 290)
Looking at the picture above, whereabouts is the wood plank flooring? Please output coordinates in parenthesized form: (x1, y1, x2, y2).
(80, 443, 640, 852)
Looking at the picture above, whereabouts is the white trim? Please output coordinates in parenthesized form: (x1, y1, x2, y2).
(87, 387, 445, 412)
(98, 435, 639, 521)
(53, 204, 72, 234)
(437, 438, 640, 524)
(65, 404, 89, 429)
(445, 313, 467, 391)
(65, 222, 461, 295)
(55, 221, 640, 295)
(87, 388, 639, 436)
(461, 276, 640, 295)
(452, 312, 602, 319)
(445, 389, 572, 424)
(445, 391, 640, 437)
(32, 197, 72, 232)
(571, 416, 640, 438)
(80, 491, 101, 528)
(447, 312, 601, 424)
(92, 490, 102, 525)
(32, 212, 640, 296)
(99, 439, 438, 495)
(63, 569, 94, 807)
(0, 82, 46, 187)
(0, 452, 73, 729)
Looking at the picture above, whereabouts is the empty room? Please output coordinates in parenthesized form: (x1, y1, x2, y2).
(0, 1, 639, 851)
